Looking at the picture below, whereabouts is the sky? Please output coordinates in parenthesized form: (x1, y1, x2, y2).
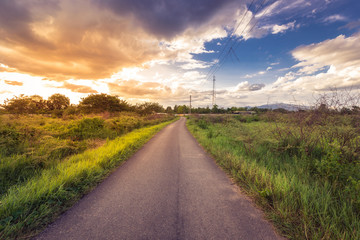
(0, 0, 360, 108)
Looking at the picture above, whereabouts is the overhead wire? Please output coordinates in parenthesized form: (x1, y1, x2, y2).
(196, 0, 275, 106)
(205, 0, 271, 79)
(205, 0, 257, 80)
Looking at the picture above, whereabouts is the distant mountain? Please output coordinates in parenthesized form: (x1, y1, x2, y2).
(257, 103, 309, 111)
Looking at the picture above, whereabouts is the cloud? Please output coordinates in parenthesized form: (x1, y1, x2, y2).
(0, 0, 253, 80)
(180, 59, 211, 70)
(4, 80, 23, 86)
(0, 0, 167, 80)
(273, 33, 360, 93)
(270, 21, 296, 34)
(341, 19, 360, 30)
(234, 81, 265, 92)
(60, 82, 98, 94)
(0, 0, 329, 83)
(255, 0, 321, 19)
(292, 33, 360, 74)
(323, 14, 347, 23)
(95, 0, 236, 39)
(249, 83, 266, 91)
(108, 80, 173, 98)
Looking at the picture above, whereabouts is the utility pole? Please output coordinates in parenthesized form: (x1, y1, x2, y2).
(189, 95, 192, 115)
(212, 75, 216, 106)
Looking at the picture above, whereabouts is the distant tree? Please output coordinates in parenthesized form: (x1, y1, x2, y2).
(136, 102, 164, 115)
(273, 108, 289, 113)
(47, 94, 70, 110)
(3, 95, 29, 114)
(165, 106, 173, 113)
(176, 105, 189, 114)
(2, 95, 47, 114)
(79, 93, 130, 113)
(212, 104, 219, 113)
(173, 105, 179, 113)
(29, 95, 47, 113)
(352, 106, 360, 113)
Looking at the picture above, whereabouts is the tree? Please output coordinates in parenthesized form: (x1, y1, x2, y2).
(135, 102, 164, 115)
(47, 94, 70, 110)
(176, 105, 189, 114)
(2, 95, 46, 114)
(79, 93, 130, 113)
(212, 104, 219, 113)
(29, 95, 47, 113)
(3, 95, 30, 114)
(165, 106, 173, 113)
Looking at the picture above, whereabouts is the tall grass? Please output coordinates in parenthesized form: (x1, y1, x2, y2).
(0, 113, 174, 196)
(187, 114, 359, 239)
(0, 118, 176, 239)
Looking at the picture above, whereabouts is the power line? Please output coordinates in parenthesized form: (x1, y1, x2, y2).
(205, 0, 257, 80)
(208, 0, 268, 79)
(205, 0, 271, 80)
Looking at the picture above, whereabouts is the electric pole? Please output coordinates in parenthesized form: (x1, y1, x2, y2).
(212, 75, 216, 106)
(189, 95, 192, 115)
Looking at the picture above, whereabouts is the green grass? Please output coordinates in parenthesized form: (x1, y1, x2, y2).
(0, 113, 175, 196)
(0, 117, 177, 239)
(187, 114, 359, 240)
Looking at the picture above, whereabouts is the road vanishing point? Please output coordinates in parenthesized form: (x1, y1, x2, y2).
(35, 117, 283, 240)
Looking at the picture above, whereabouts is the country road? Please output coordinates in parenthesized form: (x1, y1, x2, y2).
(35, 117, 283, 240)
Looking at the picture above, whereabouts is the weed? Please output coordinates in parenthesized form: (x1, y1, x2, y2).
(0, 119, 176, 239)
(187, 114, 360, 239)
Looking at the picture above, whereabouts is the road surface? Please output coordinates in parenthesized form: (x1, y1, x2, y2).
(35, 117, 283, 240)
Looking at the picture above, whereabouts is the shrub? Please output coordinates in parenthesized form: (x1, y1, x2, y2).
(0, 126, 22, 156)
(197, 119, 209, 129)
(64, 118, 107, 140)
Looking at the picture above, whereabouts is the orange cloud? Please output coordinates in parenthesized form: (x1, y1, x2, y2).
(4, 80, 23, 86)
(108, 80, 172, 97)
(0, 0, 163, 80)
(60, 82, 98, 94)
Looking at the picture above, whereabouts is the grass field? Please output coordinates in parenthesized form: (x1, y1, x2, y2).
(187, 112, 359, 240)
(0, 113, 176, 239)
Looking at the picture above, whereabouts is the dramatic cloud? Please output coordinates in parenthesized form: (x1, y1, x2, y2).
(0, 0, 163, 79)
(273, 33, 360, 92)
(0, 0, 357, 108)
(95, 0, 236, 39)
(0, 0, 326, 81)
(292, 33, 360, 74)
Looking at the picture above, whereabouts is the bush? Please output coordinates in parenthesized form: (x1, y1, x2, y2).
(197, 119, 209, 129)
(79, 94, 130, 113)
(0, 126, 22, 156)
(64, 118, 107, 140)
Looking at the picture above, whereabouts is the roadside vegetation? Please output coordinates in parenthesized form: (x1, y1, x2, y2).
(0, 93, 176, 239)
(187, 106, 360, 239)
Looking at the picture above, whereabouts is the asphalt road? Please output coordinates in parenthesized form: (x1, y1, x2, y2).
(35, 117, 283, 240)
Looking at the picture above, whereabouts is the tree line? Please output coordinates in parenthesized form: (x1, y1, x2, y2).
(0, 93, 164, 116)
(1, 93, 271, 116)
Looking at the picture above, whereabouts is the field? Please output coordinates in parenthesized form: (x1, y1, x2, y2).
(0, 112, 176, 239)
(187, 111, 360, 239)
